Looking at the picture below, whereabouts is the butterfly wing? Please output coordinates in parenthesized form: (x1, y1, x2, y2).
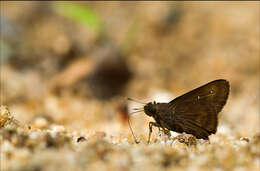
(169, 79, 229, 139)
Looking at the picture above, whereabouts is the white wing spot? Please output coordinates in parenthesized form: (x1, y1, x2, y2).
(197, 96, 200, 100)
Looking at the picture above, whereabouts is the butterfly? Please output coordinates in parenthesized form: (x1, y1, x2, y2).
(130, 79, 230, 143)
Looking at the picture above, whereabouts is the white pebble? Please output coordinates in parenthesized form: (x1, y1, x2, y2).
(34, 117, 48, 128)
(51, 125, 66, 133)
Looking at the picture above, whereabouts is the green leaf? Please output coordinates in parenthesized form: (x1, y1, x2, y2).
(55, 3, 103, 33)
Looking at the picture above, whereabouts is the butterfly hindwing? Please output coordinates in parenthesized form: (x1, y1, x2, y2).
(169, 79, 229, 139)
(172, 100, 217, 139)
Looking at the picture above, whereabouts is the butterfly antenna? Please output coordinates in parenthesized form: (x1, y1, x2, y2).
(129, 110, 144, 115)
(127, 98, 146, 104)
(133, 108, 143, 111)
(127, 117, 140, 144)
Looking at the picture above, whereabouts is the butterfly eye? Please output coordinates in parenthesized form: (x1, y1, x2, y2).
(149, 105, 156, 113)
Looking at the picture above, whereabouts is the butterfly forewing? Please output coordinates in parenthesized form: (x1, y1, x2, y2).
(169, 79, 229, 139)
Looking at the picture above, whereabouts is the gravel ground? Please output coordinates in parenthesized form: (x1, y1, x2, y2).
(0, 2, 259, 171)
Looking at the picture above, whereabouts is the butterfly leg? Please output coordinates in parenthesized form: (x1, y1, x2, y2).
(162, 128, 171, 137)
(148, 122, 160, 144)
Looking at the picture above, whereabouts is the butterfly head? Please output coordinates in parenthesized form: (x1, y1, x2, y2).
(144, 102, 157, 117)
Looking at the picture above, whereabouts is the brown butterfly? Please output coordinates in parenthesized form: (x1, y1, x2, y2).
(129, 79, 229, 143)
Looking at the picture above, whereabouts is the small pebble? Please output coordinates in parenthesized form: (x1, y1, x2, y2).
(51, 125, 66, 133)
(34, 117, 48, 129)
(240, 137, 250, 142)
(77, 136, 86, 143)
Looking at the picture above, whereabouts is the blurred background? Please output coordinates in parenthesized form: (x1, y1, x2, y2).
(0, 1, 259, 139)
